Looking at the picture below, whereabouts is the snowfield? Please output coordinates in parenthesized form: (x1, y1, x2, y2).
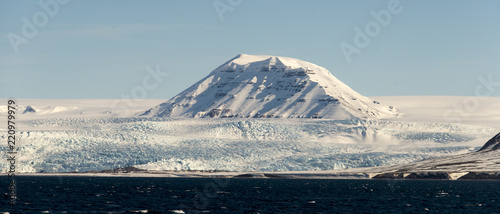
(1, 97, 499, 173)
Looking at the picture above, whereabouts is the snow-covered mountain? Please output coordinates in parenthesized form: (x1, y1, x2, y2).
(143, 54, 399, 119)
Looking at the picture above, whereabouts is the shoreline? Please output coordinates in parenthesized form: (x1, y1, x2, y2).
(3, 170, 500, 181)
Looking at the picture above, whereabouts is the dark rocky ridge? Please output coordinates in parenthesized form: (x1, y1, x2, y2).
(478, 132, 500, 151)
(458, 172, 500, 180)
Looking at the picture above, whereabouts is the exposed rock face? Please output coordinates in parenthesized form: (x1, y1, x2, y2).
(23, 106, 37, 114)
(372, 172, 405, 179)
(458, 172, 500, 180)
(405, 172, 451, 180)
(143, 54, 398, 119)
(372, 172, 451, 180)
(478, 132, 500, 151)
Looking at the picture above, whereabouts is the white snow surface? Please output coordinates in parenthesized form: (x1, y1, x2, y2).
(0, 96, 499, 173)
(142, 54, 399, 119)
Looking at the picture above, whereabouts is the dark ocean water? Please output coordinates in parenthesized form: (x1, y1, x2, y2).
(1, 176, 499, 213)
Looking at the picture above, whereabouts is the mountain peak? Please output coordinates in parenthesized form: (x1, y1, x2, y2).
(143, 54, 399, 119)
(215, 54, 324, 74)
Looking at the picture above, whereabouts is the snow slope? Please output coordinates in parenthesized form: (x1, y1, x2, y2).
(478, 132, 500, 151)
(354, 132, 500, 174)
(143, 54, 399, 119)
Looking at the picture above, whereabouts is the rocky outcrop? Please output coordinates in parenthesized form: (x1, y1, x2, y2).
(372, 172, 405, 179)
(478, 132, 500, 151)
(372, 172, 451, 180)
(458, 172, 500, 180)
(405, 172, 451, 180)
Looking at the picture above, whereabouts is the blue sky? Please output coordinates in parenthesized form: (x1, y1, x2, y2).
(1, 0, 499, 99)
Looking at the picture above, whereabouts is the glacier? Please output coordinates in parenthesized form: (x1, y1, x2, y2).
(1, 115, 496, 173)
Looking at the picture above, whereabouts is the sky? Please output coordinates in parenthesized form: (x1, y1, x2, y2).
(1, 0, 499, 99)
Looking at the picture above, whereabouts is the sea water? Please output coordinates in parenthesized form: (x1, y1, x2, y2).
(1, 176, 499, 213)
